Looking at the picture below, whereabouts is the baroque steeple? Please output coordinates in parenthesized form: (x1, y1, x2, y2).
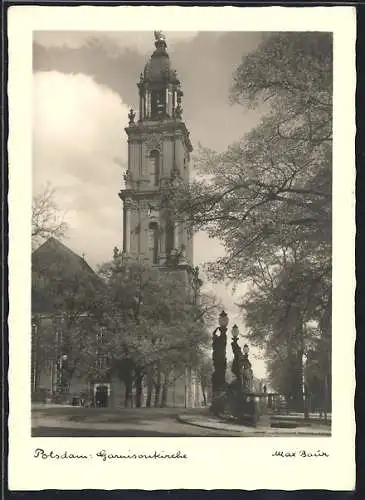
(136, 31, 184, 122)
(119, 31, 193, 268)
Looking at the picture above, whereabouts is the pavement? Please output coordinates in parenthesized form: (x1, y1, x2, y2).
(32, 405, 331, 437)
(177, 411, 331, 436)
(32, 406, 231, 437)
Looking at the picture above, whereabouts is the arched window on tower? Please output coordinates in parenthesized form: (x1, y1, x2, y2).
(149, 150, 160, 186)
(148, 222, 159, 265)
(151, 90, 165, 118)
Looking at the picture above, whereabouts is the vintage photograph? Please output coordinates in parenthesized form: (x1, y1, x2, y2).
(31, 29, 332, 438)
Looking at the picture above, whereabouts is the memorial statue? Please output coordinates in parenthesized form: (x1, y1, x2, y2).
(212, 326, 227, 391)
(242, 345, 254, 392)
(231, 336, 243, 385)
(231, 336, 253, 392)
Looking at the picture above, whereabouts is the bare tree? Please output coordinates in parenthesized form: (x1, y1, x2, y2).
(32, 183, 68, 247)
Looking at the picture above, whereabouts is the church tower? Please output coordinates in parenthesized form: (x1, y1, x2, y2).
(118, 32, 201, 408)
(119, 31, 193, 268)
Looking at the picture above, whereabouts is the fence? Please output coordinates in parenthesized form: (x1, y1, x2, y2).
(267, 390, 331, 419)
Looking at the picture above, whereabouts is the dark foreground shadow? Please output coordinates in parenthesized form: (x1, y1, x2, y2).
(31, 426, 226, 437)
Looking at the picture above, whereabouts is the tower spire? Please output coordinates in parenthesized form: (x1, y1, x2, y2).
(135, 31, 182, 122)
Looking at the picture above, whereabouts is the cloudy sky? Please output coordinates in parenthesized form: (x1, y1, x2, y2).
(33, 30, 267, 376)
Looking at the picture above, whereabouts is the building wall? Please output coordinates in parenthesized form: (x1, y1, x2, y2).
(35, 358, 203, 409)
(125, 124, 192, 267)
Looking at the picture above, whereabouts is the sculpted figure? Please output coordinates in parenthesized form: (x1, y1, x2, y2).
(154, 31, 166, 42)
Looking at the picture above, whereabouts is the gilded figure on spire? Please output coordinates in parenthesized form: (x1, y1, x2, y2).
(154, 31, 166, 42)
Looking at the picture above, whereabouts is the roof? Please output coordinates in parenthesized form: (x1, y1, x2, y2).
(143, 34, 180, 85)
(32, 237, 96, 276)
(32, 237, 103, 314)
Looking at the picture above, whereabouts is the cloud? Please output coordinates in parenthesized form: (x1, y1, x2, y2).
(33, 71, 129, 265)
(33, 31, 263, 151)
(33, 31, 198, 52)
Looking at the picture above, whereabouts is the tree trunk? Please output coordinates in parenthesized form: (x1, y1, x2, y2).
(154, 368, 161, 407)
(146, 369, 153, 408)
(323, 375, 328, 422)
(146, 387, 153, 408)
(135, 369, 143, 408)
(201, 382, 207, 406)
(161, 374, 169, 407)
(124, 378, 132, 408)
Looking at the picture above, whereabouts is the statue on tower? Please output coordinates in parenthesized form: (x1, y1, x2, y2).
(128, 109, 136, 125)
(153, 31, 167, 52)
(113, 246, 120, 260)
(123, 169, 133, 188)
(176, 244, 188, 266)
(154, 30, 166, 42)
(175, 89, 183, 119)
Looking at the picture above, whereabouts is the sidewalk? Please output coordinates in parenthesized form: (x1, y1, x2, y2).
(32, 403, 75, 409)
(270, 412, 331, 425)
(177, 412, 331, 436)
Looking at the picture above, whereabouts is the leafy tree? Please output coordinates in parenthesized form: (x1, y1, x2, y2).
(163, 32, 332, 281)
(161, 33, 332, 405)
(240, 244, 331, 408)
(97, 255, 218, 407)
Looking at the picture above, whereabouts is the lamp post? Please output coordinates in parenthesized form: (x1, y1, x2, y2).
(31, 321, 40, 394)
(59, 353, 68, 393)
(232, 324, 239, 340)
(231, 324, 242, 385)
(302, 351, 309, 419)
(211, 311, 229, 403)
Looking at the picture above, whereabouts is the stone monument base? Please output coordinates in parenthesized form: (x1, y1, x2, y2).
(226, 384, 271, 427)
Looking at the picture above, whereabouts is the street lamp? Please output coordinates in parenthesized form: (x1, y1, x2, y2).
(231, 324, 239, 339)
(31, 322, 40, 394)
(59, 354, 68, 393)
(302, 351, 309, 418)
(218, 310, 229, 330)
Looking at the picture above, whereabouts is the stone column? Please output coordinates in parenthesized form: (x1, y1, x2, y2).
(122, 205, 127, 252)
(174, 221, 180, 249)
(124, 201, 131, 253)
(139, 92, 143, 121)
(173, 90, 176, 117)
(146, 91, 151, 118)
(159, 218, 166, 265)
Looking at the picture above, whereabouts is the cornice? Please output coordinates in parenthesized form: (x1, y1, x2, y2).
(125, 120, 193, 152)
(119, 188, 162, 201)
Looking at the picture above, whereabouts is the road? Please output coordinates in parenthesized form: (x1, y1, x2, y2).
(31, 406, 234, 437)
